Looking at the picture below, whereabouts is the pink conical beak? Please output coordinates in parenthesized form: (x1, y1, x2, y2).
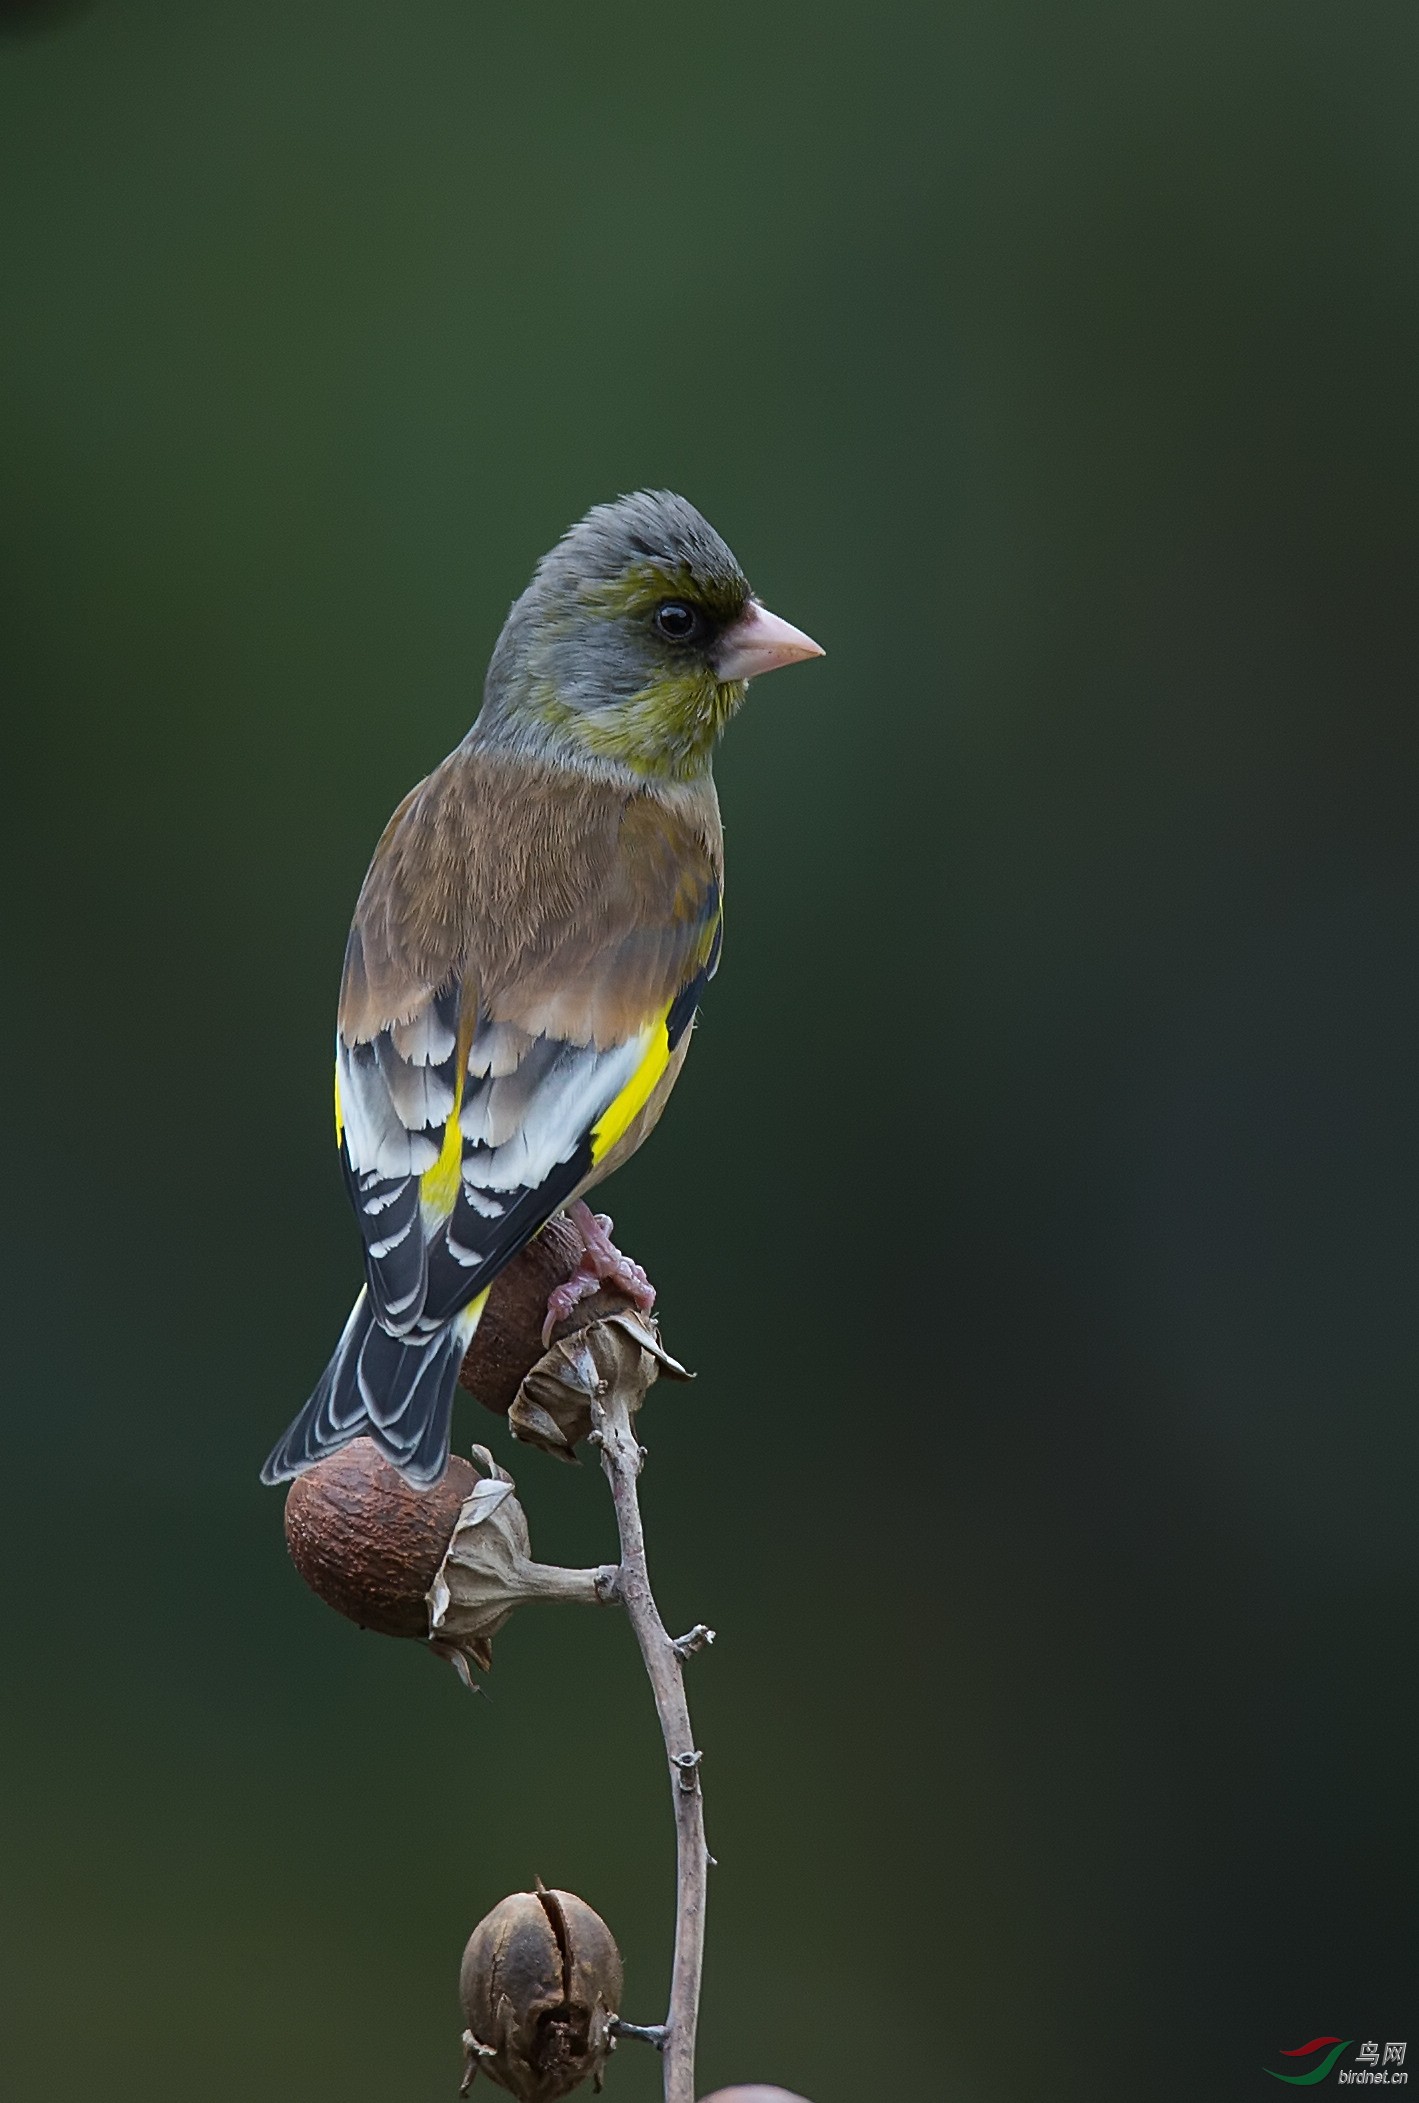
(712, 599, 825, 682)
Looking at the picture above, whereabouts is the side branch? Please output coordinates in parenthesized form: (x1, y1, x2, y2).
(593, 1383, 711, 2103)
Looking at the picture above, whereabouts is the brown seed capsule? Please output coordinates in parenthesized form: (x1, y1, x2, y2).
(458, 1216, 583, 1415)
(284, 1441, 614, 1679)
(283, 1439, 481, 1638)
(459, 1216, 642, 1418)
(460, 1885, 622, 2100)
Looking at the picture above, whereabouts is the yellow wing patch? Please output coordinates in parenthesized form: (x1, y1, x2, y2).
(356, 1002, 672, 1224)
(420, 1054, 468, 1220)
(419, 1111, 464, 1219)
(590, 1009, 672, 1165)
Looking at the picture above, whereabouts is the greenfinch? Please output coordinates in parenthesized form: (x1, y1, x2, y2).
(261, 491, 822, 1487)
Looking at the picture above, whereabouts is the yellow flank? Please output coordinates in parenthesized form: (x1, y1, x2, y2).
(334, 1064, 344, 1141)
(591, 1009, 673, 1164)
(420, 1060, 468, 1218)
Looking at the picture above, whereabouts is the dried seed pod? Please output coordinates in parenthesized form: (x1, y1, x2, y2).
(283, 1440, 613, 1681)
(458, 1215, 591, 1415)
(508, 1311, 690, 1461)
(283, 1439, 481, 1638)
(460, 1885, 622, 2100)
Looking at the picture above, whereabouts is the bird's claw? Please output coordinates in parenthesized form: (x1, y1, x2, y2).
(542, 1201, 658, 1346)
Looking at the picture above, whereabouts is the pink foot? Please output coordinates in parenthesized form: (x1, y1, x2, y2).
(542, 1200, 657, 1346)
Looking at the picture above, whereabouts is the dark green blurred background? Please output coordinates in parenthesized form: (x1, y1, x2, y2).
(2, 4, 1415, 2098)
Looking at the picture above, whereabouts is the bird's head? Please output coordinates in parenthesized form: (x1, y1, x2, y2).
(478, 490, 823, 781)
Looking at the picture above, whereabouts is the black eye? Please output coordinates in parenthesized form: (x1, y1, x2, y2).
(653, 600, 702, 643)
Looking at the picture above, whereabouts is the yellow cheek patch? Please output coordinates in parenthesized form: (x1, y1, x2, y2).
(334, 1064, 344, 1142)
(591, 1010, 672, 1164)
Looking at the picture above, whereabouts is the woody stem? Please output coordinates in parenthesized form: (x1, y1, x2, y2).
(593, 1381, 710, 2103)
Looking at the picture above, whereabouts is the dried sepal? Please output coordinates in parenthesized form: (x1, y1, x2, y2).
(509, 1312, 691, 1460)
(460, 1220, 691, 1441)
(428, 1447, 614, 1685)
(459, 1884, 623, 2101)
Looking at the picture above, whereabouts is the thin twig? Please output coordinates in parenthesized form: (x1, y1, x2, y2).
(609, 2017, 669, 2049)
(592, 1380, 710, 2103)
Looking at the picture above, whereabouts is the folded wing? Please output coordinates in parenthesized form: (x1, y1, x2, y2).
(332, 749, 723, 1343)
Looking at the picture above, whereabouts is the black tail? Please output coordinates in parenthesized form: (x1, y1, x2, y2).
(260, 1290, 471, 1488)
